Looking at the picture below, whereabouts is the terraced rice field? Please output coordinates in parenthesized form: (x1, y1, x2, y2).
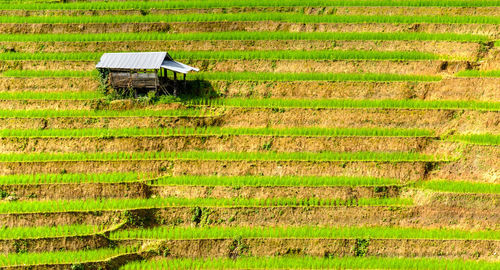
(0, 0, 499, 269)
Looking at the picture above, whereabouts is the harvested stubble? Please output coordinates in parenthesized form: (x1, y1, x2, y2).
(0, 91, 103, 101)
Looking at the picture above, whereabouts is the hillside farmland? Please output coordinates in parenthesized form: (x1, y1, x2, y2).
(0, 0, 499, 269)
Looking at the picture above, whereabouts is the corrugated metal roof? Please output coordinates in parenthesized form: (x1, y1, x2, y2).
(161, 60, 200, 74)
(96, 52, 199, 73)
(96, 52, 168, 70)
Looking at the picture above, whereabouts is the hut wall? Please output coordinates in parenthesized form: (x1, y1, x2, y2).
(109, 72, 158, 90)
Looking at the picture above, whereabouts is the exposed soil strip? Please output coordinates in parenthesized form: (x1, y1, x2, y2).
(0, 205, 497, 230)
(214, 79, 500, 101)
(0, 136, 444, 154)
(151, 206, 500, 230)
(0, 60, 94, 73)
(115, 238, 500, 260)
(1, 22, 500, 37)
(0, 235, 111, 253)
(4, 80, 498, 104)
(1, 77, 499, 102)
(0, 211, 120, 228)
(406, 190, 500, 209)
(0, 59, 468, 75)
(0, 116, 219, 130)
(1, 182, 150, 201)
(0, 109, 497, 134)
(4, 183, 495, 209)
(0, 100, 97, 110)
(0, 183, 398, 201)
(429, 145, 500, 183)
(220, 108, 500, 134)
(0, 160, 429, 181)
(0, 77, 97, 91)
(0, 106, 497, 129)
(0, 40, 481, 59)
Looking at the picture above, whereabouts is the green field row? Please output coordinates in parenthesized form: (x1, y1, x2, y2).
(151, 175, 400, 187)
(4, 69, 497, 82)
(0, 50, 446, 61)
(2, 70, 442, 82)
(5, 224, 495, 242)
(0, 246, 137, 268)
(0, 127, 434, 138)
(0, 31, 488, 42)
(0, 109, 213, 118)
(0, 151, 446, 162)
(0, 197, 413, 214)
(1, 173, 497, 194)
(110, 225, 500, 241)
(0, 173, 399, 187)
(418, 180, 500, 194)
(0, 224, 101, 240)
(1, 95, 497, 112)
(191, 98, 500, 111)
(0, 172, 140, 185)
(5, 0, 500, 10)
(193, 72, 442, 82)
(2, 13, 500, 24)
(456, 70, 500, 77)
(448, 134, 500, 145)
(120, 256, 500, 270)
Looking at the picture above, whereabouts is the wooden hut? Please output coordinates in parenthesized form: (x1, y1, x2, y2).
(96, 52, 199, 95)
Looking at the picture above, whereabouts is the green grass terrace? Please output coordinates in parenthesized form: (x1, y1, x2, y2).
(2, 13, 500, 24)
(0, 32, 489, 42)
(119, 256, 500, 270)
(0, 197, 413, 214)
(5, 0, 500, 10)
(0, 151, 450, 162)
(0, 127, 435, 138)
